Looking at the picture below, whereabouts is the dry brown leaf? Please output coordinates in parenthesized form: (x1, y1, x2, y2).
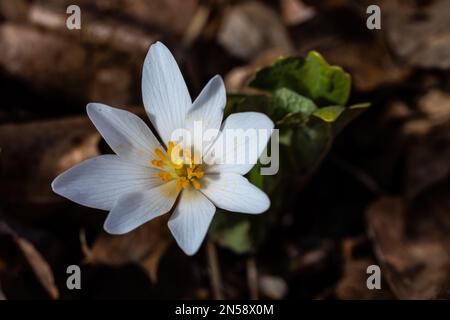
(280, 0, 315, 26)
(418, 90, 450, 127)
(404, 122, 450, 198)
(321, 41, 410, 92)
(335, 237, 393, 300)
(0, 0, 28, 21)
(0, 23, 88, 94)
(44, 0, 197, 35)
(367, 192, 450, 299)
(0, 116, 100, 204)
(381, 100, 412, 124)
(81, 216, 172, 283)
(336, 258, 392, 300)
(15, 237, 59, 299)
(0, 22, 140, 104)
(28, 3, 159, 56)
(385, 0, 450, 69)
(0, 222, 59, 299)
(218, 1, 294, 60)
(89, 67, 133, 106)
(403, 90, 450, 137)
(108, 0, 198, 36)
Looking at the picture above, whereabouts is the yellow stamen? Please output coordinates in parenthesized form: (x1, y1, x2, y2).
(186, 167, 194, 179)
(157, 172, 173, 182)
(153, 140, 204, 191)
(151, 159, 164, 167)
(176, 177, 190, 192)
(155, 149, 166, 161)
(167, 141, 175, 157)
(191, 179, 201, 190)
(183, 148, 192, 164)
(192, 167, 204, 179)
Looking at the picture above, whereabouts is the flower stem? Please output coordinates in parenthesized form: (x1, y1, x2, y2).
(206, 239, 224, 300)
(246, 257, 259, 300)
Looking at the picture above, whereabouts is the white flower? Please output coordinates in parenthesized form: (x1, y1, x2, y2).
(52, 42, 273, 255)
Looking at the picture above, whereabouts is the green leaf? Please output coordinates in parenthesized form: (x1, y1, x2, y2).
(209, 213, 253, 254)
(226, 88, 318, 127)
(216, 221, 252, 254)
(248, 51, 351, 106)
(225, 93, 274, 118)
(273, 88, 317, 115)
(312, 106, 345, 122)
(349, 102, 371, 109)
(278, 128, 293, 146)
(277, 112, 310, 126)
(248, 56, 303, 92)
(246, 162, 264, 189)
(332, 102, 371, 134)
(291, 118, 332, 174)
(300, 52, 351, 106)
(272, 88, 317, 126)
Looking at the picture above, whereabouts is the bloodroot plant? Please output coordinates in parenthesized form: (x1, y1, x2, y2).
(52, 42, 274, 255)
(52, 42, 369, 258)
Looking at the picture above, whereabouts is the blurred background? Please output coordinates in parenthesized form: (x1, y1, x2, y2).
(0, 0, 450, 300)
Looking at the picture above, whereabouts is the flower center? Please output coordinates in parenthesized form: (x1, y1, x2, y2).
(151, 141, 204, 192)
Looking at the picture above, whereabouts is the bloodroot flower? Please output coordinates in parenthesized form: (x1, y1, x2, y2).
(52, 42, 273, 255)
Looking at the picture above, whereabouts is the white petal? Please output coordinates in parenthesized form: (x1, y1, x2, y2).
(185, 75, 226, 154)
(168, 188, 216, 255)
(104, 181, 178, 234)
(201, 173, 270, 214)
(87, 103, 162, 167)
(52, 155, 162, 210)
(204, 112, 274, 175)
(142, 41, 192, 146)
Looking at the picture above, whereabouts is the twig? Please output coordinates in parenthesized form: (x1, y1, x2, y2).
(206, 239, 224, 300)
(246, 257, 259, 300)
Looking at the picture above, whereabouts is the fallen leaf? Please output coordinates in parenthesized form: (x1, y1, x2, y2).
(385, 0, 450, 69)
(15, 237, 59, 299)
(404, 122, 450, 198)
(43, 0, 197, 36)
(218, 1, 294, 60)
(280, 0, 315, 26)
(0, 116, 100, 204)
(0, 23, 88, 95)
(28, 3, 159, 56)
(106, 0, 198, 36)
(418, 90, 450, 127)
(81, 216, 172, 283)
(367, 190, 450, 299)
(335, 237, 393, 299)
(319, 41, 410, 92)
(89, 67, 133, 106)
(0, 0, 28, 22)
(0, 222, 59, 299)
